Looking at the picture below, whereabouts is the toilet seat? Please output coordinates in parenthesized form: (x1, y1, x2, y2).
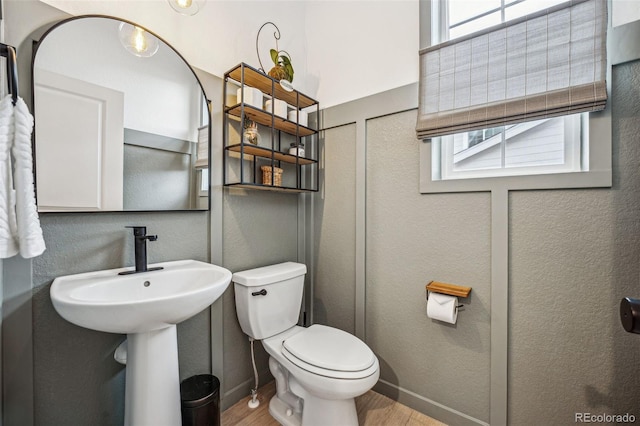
(281, 325, 377, 380)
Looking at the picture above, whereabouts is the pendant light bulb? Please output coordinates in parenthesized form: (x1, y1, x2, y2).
(168, 0, 205, 16)
(133, 27, 148, 53)
(118, 23, 159, 58)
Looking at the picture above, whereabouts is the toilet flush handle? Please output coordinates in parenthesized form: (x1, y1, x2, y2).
(252, 289, 267, 296)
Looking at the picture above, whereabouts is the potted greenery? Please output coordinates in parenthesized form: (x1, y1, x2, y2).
(268, 49, 294, 83)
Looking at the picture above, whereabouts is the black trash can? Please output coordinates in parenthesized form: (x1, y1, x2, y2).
(180, 374, 220, 426)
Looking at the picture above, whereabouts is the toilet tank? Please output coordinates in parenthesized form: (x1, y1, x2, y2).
(233, 262, 307, 340)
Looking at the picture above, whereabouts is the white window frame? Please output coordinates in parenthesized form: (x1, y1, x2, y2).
(197, 94, 210, 197)
(419, 0, 613, 193)
(439, 114, 583, 180)
(199, 168, 209, 197)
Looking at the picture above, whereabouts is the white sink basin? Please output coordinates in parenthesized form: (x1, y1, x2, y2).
(50, 259, 232, 426)
(50, 259, 231, 334)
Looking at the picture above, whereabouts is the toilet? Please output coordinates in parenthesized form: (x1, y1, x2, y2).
(233, 262, 380, 426)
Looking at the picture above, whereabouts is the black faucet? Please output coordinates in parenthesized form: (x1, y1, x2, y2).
(119, 226, 163, 275)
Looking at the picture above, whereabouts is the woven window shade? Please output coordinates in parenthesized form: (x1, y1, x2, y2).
(416, 0, 607, 140)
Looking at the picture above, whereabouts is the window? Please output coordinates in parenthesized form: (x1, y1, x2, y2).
(435, 0, 586, 182)
(446, 0, 569, 41)
(437, 114, 583, 180)
(420, 0, 611, 192)
(197, 94, 210, 196)
(199, 168, 209, 196)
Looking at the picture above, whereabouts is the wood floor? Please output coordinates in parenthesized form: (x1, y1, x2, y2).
(221, 381, 446, 426)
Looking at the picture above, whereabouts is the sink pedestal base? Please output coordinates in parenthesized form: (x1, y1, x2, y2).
(125, 325, 181, 426)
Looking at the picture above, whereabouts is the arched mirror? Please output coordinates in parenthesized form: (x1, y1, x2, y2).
(32, 16, 210, 212)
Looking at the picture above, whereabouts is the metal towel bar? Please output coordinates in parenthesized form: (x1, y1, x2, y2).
(0, 43, 18, 105)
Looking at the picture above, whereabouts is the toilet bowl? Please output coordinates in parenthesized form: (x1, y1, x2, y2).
(264, 325, 379, 425)
(233, 262, 380, 426)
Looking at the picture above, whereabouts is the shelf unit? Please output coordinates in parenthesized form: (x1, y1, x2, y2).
(223, 63, 319, 193)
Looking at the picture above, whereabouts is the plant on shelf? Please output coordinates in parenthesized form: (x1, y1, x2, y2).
(256, 22, 294, 83)
(268, 49, 294, 83)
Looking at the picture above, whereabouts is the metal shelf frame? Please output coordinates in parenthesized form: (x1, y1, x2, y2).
(223, 63, 319, 193)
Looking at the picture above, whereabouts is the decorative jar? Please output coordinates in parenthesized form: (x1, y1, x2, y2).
(288, 142, 304, 157)
(243, 121, 261, 145)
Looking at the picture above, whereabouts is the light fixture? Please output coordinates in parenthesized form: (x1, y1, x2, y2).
(167, 0, 205, 16)
(118, 23, 159, 58)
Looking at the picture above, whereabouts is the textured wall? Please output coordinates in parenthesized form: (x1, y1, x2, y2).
(221, 189, 299, 403)
(365, 111, 492, 422)
(32, 212, 209, 425)
(123, 145, 193, 210)
(508, 60, 640, 424)
(314, 61, 640, 426)
(312, 125, 357, 333)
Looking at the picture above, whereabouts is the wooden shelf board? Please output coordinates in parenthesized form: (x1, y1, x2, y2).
(225, 183, 317, 193)
(226, 144, 316, 165)
(227, 63, 317, 109)
(425, 281, 472, 298)
(226, 104, 316, 137)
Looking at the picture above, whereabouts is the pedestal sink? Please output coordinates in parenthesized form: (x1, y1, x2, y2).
(50, 259, 232, 426)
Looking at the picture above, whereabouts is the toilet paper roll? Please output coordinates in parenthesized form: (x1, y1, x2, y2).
(287, 109, 308, 127)
(236, 87, 263, 109)
(264, 99, 287, 117)
(427, 292, 458, 324)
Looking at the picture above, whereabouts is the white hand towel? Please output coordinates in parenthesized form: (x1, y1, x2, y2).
(0, 95, 18, 258)
(12, 96, 45, 258)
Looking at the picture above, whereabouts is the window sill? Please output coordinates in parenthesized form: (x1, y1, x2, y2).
(420, 105, 612, 194)
(420, 158, 611, 193)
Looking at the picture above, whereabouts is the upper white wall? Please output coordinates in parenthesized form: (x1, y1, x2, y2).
(613, 0, 640, 27)
(33, 0, 419, 108)
(36, 1, 309, 91)
(305, 1, 419, 107)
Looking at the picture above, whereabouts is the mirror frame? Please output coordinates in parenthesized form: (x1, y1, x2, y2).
(30, 14, 212, 213)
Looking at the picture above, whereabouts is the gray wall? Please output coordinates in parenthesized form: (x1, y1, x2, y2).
(314, 61, 640, 424)
(313, 125, 357, 333)
(318, 112, 491, 424)
(508, 61, 640, 424)
(366, 111, 491, 422)
(32, 212, 210, 425)
(123, 144, 193, 210)
(221, 189, 300, 408)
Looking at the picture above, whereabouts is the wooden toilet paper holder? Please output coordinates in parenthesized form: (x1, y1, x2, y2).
(425, 281, 472, 300)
